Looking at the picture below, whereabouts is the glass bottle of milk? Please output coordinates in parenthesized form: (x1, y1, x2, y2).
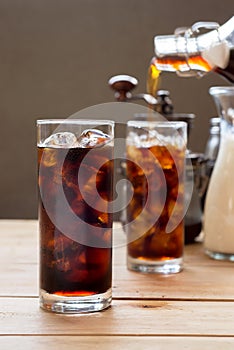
(204, 86, 234, 260)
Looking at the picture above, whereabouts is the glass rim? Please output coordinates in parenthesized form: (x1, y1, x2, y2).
(209, 86, 234, 96)
(36, 119, 115, 126)
(127, 120, 187, 128)
(168, 113, 195, 119)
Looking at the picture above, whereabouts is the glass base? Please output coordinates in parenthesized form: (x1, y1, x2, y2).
(127, 256, 183, 274)
(205, 249, 234, 261)
(39, 288, 112, 314)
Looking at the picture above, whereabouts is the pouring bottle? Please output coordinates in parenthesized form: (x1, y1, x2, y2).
(150, 16, 234, 83)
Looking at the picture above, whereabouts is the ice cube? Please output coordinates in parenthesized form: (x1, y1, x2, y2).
(40, 148, 57, 167)
(43, 132, 78, 148)
(77, 129, 111, 148)
(127, 130, 160, 148)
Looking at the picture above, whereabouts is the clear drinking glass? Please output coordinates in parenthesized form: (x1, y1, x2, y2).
(125, 120, 187, 273)
(37, 119, 114, 313)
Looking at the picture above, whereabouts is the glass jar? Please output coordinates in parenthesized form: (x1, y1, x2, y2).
(204, 86, 234, 260)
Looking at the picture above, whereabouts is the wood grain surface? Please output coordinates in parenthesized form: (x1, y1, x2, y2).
(1, 220, 234, 349)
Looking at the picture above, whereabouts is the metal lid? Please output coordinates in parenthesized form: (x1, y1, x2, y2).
(210, 117, 220, 126)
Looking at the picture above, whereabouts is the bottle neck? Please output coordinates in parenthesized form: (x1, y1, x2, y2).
(153, 16, 234, 78)
(154, 17, 234, 56)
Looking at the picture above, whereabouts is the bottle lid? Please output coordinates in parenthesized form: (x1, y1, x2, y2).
(209, 117, 220, 134)
(210, 117, 220, 126)
(156, 90, 170, 97)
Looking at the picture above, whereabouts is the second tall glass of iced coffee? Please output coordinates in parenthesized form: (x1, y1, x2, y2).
(125, 120, 187, 274)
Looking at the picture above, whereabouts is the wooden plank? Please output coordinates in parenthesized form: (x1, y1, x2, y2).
(0, 263, 38, 296)
(1, 336, 234, 350)
(2, 259, 234, 300)
(1, 220, 232, 267)
(0, 298, 234, 336)
(113, 262, 234, 300)
(1, 221, 234, 347)
(1, 220, 234, 300)
(0, 220, 38, 264)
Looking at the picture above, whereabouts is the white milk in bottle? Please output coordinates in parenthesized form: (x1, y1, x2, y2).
(204, 86, 234, 260)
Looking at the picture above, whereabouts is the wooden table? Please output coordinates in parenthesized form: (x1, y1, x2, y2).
(1, 220, 234, 349)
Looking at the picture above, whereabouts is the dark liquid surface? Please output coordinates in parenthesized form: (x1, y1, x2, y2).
(38, 145, 113, 296)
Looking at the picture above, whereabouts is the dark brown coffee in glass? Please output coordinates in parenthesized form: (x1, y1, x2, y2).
(126, 121, 186, 274)
(37, 120, 114, 313)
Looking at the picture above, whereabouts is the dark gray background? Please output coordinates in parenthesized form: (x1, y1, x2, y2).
(0, 0, 233, 218)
